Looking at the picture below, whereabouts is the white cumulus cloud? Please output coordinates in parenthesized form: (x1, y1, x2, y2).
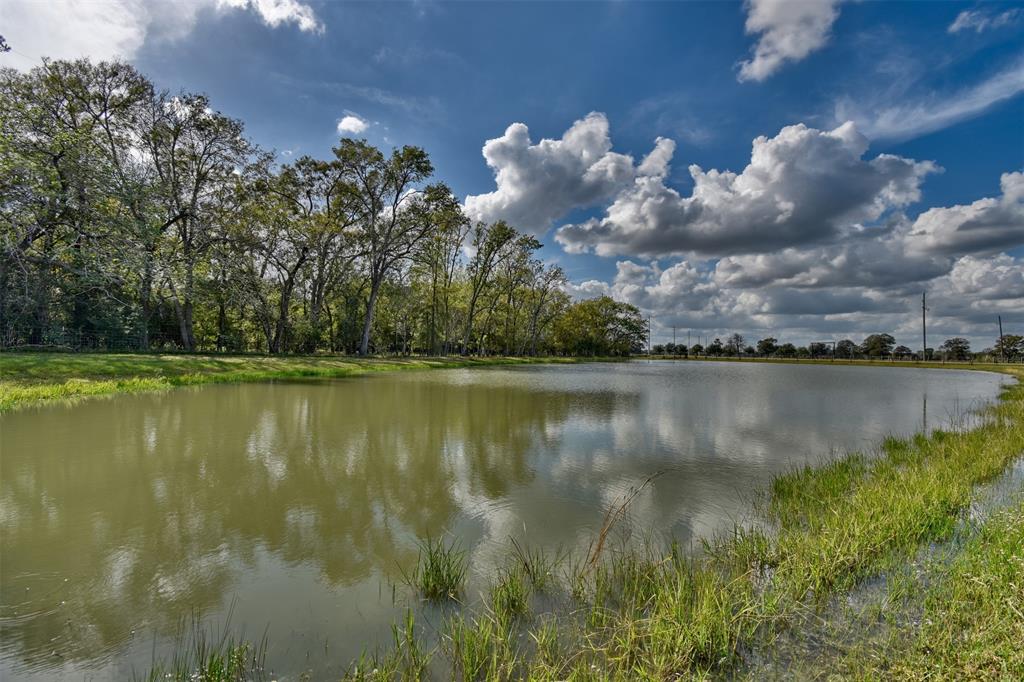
(908, 172, 1024, 256)
(336, 114, 369, 135)
(737, 0, 842, 82)
(556, 121, 936, 258)
(463, 112, 648, 234)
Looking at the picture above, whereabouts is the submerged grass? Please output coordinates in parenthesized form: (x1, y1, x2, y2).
(122, 363, 1024, 679)
(137, 615, 268, 682)
(882, 500, 1024, 680)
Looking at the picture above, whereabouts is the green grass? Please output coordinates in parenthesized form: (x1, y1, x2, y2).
(0, 352, 604, 412)
(883, 500, 1024, 680)
(406, 536, 469, 602)
(489, 566, 531, 625)
(136, 617, 267, 682)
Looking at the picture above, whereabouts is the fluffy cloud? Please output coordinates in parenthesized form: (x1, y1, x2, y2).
(561, 169, 1021, 348)
(713, 243, 946, 291)
(948, 8, 1021, 34)
(336, 114, 369, 135)
(463, 113, 646, 234)
(218, 0, 323, 33)
(569, 248, 1023, 348)
(835, 56, 1024, 141)
(556, 122, 936, 258)
(1, 0, 321, 67)
(562, 279, 611, 300)
(908, 172, 1024, 256)
(737, 0, 841, 82)
(948, 254, 1024, 300)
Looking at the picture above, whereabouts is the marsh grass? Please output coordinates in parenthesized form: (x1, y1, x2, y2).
(344, 610, 431, 681)
(882, 501, 1024, 680)
(405, 536, 468, 602)
(489, 567, 530, 625)
(444, 613, 519, 682)
(137, 615, 267, 682)
(509, 538, 565, 593)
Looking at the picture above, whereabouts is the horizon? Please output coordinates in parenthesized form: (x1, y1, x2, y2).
(2, 0, 1022, 349)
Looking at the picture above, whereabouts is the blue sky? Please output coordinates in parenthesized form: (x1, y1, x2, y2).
(4, 0, 1023, 348)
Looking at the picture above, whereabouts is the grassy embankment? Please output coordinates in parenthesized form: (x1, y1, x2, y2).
(0, 352, 605, 412)
(138, 364, 1023, 680)
(1, 350, 1017, 413)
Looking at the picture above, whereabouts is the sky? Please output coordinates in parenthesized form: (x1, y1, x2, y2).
(3, 0, 1023, 350)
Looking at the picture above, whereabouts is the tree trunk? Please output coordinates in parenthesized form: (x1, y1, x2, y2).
(359, 277, 382, 356)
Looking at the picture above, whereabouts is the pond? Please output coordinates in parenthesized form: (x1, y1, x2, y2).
(0, 361, 1009, 680)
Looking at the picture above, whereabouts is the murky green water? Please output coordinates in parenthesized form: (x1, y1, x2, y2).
(0, 361, 1008, 679)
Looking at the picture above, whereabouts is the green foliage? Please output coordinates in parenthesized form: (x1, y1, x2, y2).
(552, 296, 647, 357)
(0, 58, 578, 359)
(860, 333, 896, 357)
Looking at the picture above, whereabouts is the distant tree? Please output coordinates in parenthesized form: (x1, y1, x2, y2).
(808, 342, 829, 358)
(777, 343, 797, 358)
(860, 333, 896, 357)
(551, 296, 647, 356)
(836, 339, 857, 358)
(653, 344, 665, 355)
(691, 343, 704, 356)
(664, 342, 677, 355)
(940, 337, 971, 361)
(995, 334, 1024, 360)
(756, 337, 778, 356)
(676, 344, 688, 356)
(796, 346, 810, 358)
(0, 35, 10, 52)
(893, 345, 913, 359)
(725, 333, 745, 356)
(708, 338, 724, 356)
(744, 345, 756, 356)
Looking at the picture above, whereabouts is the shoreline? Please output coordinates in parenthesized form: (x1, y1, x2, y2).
(0, 353, 616, 413)
(1, 351, 1017, 414)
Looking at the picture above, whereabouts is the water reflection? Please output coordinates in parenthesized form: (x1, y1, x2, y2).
(0, 361, 1007, 679)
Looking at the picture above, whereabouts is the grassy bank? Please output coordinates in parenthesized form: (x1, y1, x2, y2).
(3, 351, 1017, 413)
(0, 352, 604, 412)
(140, 365, 1023, 680)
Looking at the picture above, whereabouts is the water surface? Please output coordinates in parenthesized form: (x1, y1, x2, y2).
(0, 361, 1008, 679)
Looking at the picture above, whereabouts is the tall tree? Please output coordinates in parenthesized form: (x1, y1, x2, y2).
(462, 220, 517, 355)
(147, 93, 252, 350)
(333, 139, 433, 355)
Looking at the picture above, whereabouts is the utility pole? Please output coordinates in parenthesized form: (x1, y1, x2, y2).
(921, 291, 928, 361)
(998, 315, 1005, 363)
(648, 315, 652, 357)
(672, 325, 677, 347)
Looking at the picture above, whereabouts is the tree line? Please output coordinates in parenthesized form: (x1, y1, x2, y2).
(653, 332, 1024, 362)
(0, 58, 648, 357)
